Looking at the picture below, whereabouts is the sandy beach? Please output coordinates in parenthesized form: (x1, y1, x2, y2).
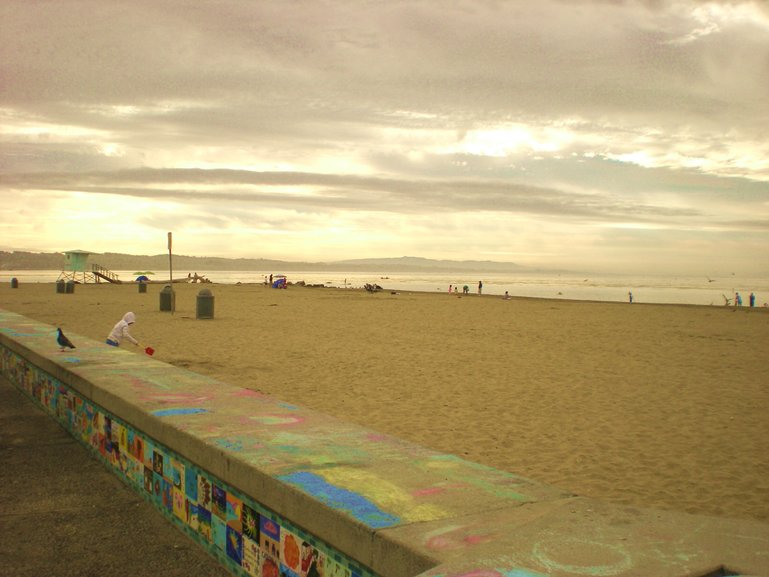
(2, 281, 768, 523)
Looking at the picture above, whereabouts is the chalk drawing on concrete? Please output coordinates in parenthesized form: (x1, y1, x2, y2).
(532, 537, 632, 576)
(120, 373, 174, 391)
(212, 436, 268, 452)
(229, 388, 265, 398)
(426, 455, 532, 501)
(152, 407, 210, 417)
(432, 569, 545, 577)
(144, 392, 214, 405)
(319, 466, 447, 523)
(245, 413, 305, 426)
(0, 341, 381, 577)
(424, 523, 496, 551)
(0, 327, 40, 337)
(278, 471, 401, 529)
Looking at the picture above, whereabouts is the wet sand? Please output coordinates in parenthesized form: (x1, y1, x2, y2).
(2, 281, 768, 522)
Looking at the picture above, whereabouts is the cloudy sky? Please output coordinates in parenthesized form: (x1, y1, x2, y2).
(1, 0, 767, 274)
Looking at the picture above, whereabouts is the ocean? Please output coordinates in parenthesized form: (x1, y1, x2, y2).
(2, 269, 767, 307)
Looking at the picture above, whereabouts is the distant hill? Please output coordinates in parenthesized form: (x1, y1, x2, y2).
(0, 251, 65, 270)
(335, 256, 534, 273)
(0, 250, 547, 274)
(0, 251, 320, 272)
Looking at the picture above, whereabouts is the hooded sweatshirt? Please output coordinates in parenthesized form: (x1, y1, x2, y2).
(107, 312, 138, 346)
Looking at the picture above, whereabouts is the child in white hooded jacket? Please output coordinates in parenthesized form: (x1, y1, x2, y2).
(106, 312, 140, 347)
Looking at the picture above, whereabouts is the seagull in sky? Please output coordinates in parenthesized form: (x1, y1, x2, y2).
(56, 328, 76, 351)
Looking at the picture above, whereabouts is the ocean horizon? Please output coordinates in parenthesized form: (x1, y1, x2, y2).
(3, 269, 768, 307)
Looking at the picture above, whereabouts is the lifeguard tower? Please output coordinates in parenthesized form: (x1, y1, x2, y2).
(57, 250, 122, 283)
(57, 250, 97, 284)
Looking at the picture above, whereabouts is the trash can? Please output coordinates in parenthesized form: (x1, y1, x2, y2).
(65, 280, 75, 294)
(159, 285, 175, 312)
(138, 281, 147, 293)
(196, 288, 214, 319)
(56, 279, 66, 293)
(11, 278, 18, 288)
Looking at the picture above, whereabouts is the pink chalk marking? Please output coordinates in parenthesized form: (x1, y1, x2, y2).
(425, 524, 496, 552)
(464, 534, 492, 546)
(412, 487, 446, 497)
(231, 389, 266, 398)
(149, 394, 213, 405)
(426, 534, 492, 551)
(412, 483, 468, 497)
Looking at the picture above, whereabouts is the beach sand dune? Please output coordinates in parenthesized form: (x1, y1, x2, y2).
(2, 282, 768, 522)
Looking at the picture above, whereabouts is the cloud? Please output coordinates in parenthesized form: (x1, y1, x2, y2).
(1, 0, 767, 273)
(4, 162, 764, 231)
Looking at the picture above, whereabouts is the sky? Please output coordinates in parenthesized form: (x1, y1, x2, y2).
(1, 0, 768, 275)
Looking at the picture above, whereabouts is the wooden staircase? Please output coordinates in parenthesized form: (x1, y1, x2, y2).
(91, 264, 123, 284)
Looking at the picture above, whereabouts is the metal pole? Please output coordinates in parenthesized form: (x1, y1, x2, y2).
(168, 232, 175, 312)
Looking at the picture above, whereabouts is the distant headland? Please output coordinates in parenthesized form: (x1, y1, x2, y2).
(0, 250, 556, 274)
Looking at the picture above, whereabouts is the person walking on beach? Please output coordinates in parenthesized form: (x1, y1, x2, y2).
(628, 291, 633, 303)
(478, 280, 483, 295)
(735, 292, 742, 306)
(750, 292, 756, 307)
(106, 312, 140, 348)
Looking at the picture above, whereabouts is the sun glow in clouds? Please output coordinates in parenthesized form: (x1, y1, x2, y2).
(449, 124, 575, 157)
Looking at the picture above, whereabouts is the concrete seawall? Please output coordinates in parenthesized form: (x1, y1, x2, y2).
(1, 309, 768, 577)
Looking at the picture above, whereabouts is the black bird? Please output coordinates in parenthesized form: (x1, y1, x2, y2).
(56, 328, 75, 351)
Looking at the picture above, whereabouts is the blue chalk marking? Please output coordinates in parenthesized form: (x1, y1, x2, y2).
(278, 471, 400, 529)
(277, 401, 300, 411)
(63, 357, 81, 363)
(215, 438, 244, 451)
(0, 328, 40, 337)
(151, 408, 210, 417)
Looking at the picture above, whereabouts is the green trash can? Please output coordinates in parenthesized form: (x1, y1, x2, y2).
(56, 279, 66, 293)
(196, 288, 214, 319)
(65, 280, 75, 294)
(11, 278, 18, 288)
(138, 281, 147, 294)
(159, 285, 175, 312)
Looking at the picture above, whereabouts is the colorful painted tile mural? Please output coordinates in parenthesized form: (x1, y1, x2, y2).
(0, 346, 378, 577)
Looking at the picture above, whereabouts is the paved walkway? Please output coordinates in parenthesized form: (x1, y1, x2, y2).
(0, 375, 231, 577)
